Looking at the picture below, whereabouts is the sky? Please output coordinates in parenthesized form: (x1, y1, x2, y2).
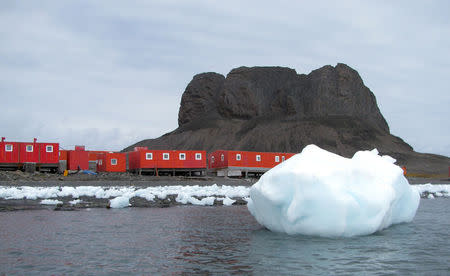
(1, 0, 449, 156)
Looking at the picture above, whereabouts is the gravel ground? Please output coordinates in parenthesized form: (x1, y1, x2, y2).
(0, 170, 256, 187)
(1, 170, 448, 186)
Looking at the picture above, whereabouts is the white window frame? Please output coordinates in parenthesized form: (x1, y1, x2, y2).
(26, 145, 33, 152)
(256, 155, 261, 162)
(5, 144, 13, 152)
(282, 156, 286, 162)
(220, 154, 224, 162)
(275, 156, 280, 162)
(99, 160, 103, 165)
(195, 153, 202, 160)
(211, 156, 215, 163)
(111, 158, 117, 165)
(163, 153, 170, 160)
(236, 153, 241, 161)
(145, 152, 153, 160)
(46, 145, 53, 153)
(179, 153, 186, 160)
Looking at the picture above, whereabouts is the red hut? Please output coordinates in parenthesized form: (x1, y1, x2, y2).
(128, 148, 206, 176)
(0, 137, 59, 171)
(97, 152, 126, 172)
(67, 145, 89, 171)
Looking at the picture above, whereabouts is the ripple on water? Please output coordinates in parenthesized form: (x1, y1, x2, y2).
(0, 199, 448, 274)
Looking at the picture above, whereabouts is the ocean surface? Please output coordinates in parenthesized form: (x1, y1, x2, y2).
(0, 199, 449, 275)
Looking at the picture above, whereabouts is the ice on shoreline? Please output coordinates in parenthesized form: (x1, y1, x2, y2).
(412, 184, 450, 197)
(40, 199, 63, 205)
(247, 145, 422, 237)
(109, 196, 131, 208)
(69, 199, 82, 205)
(0, 182, 447, 208)
(0, 184, 250, 208)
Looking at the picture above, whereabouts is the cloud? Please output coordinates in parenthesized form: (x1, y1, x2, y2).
(0, 0, 449, 156)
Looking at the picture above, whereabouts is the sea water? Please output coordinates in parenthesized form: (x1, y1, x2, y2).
(0, 199, 448, 275)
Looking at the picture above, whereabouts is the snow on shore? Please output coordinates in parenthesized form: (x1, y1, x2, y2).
(413, 184, 450, 198)
(40, 199, 63, 205)
(0, 185, 250, 208)
(0, 183, 447, 208)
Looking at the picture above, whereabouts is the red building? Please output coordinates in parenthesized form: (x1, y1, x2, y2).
(208, 150, 296, 177)
(128, 148, 206, 175)
(97, 152, 126, 172)
(67, 146, 89, 171)
(0, 138, 59, 171)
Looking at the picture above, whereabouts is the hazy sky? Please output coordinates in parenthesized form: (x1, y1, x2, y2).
(1, 0, 449, 156)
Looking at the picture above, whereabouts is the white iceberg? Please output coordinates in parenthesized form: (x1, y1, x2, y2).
(247, 145, 420, 237)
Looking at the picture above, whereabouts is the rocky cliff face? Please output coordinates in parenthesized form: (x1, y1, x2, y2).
(125, 63, 449, 175)
(180, 64, 389, 132)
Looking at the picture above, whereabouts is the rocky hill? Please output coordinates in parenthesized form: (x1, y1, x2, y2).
(125, 63, 449, 175)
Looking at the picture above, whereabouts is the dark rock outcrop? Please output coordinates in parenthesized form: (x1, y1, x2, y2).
(125, 64, 449, 175)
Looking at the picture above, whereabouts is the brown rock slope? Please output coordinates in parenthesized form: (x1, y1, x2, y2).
(125, 63, 449, 175)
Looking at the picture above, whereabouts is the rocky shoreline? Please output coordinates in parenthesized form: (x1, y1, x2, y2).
(0, 170, 256, 186)
(0, 171, 448, 212)
(0, 195, 249, 212)
(0, 171, 254, 211)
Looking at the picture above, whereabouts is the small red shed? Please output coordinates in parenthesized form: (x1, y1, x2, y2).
(67, 146, 89, 171)
(128, 148, 206, 175)
(97, 152, 126, 172)
(1, 137, 59, 170)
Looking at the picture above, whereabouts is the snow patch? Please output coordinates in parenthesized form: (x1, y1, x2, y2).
(109, 196, 130, 208)
(220, 197, 236, 206)
(69, 199, 82, 205)
(413, 184, 450, 198)
(0, 180, 447, 211)
(40, 199, 62, 205)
